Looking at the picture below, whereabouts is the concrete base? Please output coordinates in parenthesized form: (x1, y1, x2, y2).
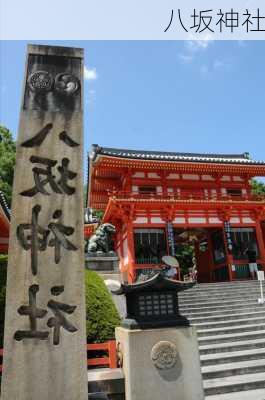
(115, 326, 204, 400)
(88, 368, 125, 400)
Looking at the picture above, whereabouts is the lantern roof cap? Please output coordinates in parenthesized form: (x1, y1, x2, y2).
(112, 272, 195, 295)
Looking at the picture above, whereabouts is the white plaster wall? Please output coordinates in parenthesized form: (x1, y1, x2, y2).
(132, 172, 145, 178)
(230, 217, 240, 223)
(209, 217, 222, 224)
(221, 176, 231, 181)
(202, 175, 214, 181)
(188, 217, 206, 224)
(242, 217, 255, 223)
(182, 174, 200, 180)
(173, 217, 186, 224)
(150, 217, 164, 223)
(134, 217, 148, 223)
(167, 173, 180, 179)
(233, 176, 243, 181)
(148, 172, 160, 178)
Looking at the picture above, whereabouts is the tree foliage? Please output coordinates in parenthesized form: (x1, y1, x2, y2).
(0, 126, 16, 207)
(251, 179, 265, 195)
(175, 243, 195, 275)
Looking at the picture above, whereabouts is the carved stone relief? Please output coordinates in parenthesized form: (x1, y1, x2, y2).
(151, 341, 178, 370)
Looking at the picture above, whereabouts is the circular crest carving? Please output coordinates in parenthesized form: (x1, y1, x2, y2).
(151, 341, 178, 370)
(28, 71, 53, 92)
(54, 73, 80, 95)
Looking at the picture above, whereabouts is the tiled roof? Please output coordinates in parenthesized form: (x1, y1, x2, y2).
(90, 145, 265, 165)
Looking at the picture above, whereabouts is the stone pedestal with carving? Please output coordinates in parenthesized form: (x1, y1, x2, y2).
(115, 326, 204, 400)
(86, 254, 120, 272)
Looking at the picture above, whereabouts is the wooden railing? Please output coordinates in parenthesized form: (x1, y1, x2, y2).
(0, 341, 117, 373)
(108, 190, 265, 203)
(87, 340, 117, 369)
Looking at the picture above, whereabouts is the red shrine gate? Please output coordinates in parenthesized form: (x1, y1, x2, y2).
(87, 145, 265, 283)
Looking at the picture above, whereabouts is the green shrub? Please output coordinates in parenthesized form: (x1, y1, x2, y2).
(85, 269, 121, 343)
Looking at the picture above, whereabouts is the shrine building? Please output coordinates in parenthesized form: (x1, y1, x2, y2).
(87, 145, 265, 283)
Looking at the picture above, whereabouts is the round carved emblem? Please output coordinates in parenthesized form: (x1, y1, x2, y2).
(28, 71, 53, 92)
(54, 73, 80, 95)
(151, 341, 178, 370)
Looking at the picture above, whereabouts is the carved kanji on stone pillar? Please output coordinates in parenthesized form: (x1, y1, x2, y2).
(1, 45, 88, 400)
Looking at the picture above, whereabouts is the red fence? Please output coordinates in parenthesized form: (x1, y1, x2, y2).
(87, 340, 117, 369)
(0, 340, 117, 372)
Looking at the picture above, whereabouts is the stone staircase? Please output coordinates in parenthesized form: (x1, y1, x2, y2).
(179, 280, 265, 400)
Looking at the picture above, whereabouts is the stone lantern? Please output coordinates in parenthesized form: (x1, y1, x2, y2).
(113, 272, 195, 329)
(114, 271, 204, 400)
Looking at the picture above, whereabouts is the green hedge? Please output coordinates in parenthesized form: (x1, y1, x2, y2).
(0, 263, 120, 346)
(85, 269, 121, 343)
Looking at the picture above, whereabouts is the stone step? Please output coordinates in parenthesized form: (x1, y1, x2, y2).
(180, 304, 262, 317)
(202, 358, 265, 379)
(198, 330, 265, 345)
(182, 283, 264, 292)
(189, 310, 265, 323)
(205, 388, 265, 399)
(184, 282, 265, 399)
(200, 348, 265, 367)
(203, 371, 265, 396)
(180, 287, 260, 296)
(197, 323, 265, 337)
(199, 338, 265, 355)
(179, 292, 260, 302)
(186, 288, 263, 296)
(195, 282, 263, 288)
(179, 297, 260, 307)
(193, 316, 265, 329)
(179, 301, 259, 313)
(183, 282, 263, 289)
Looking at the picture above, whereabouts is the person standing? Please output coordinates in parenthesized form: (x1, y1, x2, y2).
(245, 245, 258, 279)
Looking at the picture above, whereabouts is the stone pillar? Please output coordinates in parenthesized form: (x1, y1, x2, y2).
(1, 45, 88, 400)
(255, 220, 265, 269)
(116, 326, 204, 400)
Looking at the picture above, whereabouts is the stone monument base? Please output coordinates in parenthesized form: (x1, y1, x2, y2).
(115, 326, 204, 400)
(85, 255, 119, 272)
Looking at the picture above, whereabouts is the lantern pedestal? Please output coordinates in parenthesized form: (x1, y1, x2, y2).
(115, 326, 204, 400)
